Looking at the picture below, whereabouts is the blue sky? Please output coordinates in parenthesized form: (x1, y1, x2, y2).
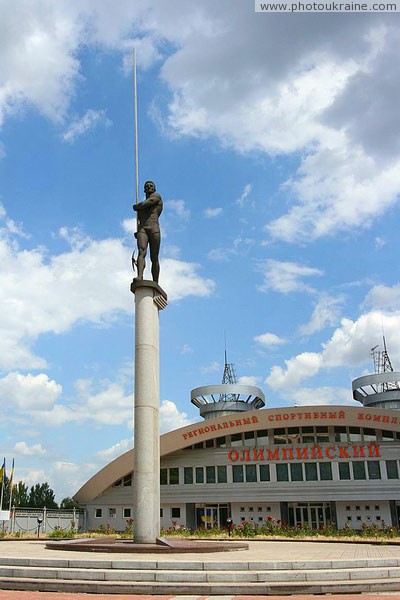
(1, 1, 400, 501)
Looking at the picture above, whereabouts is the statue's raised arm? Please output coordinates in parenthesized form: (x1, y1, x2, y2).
(133, 180, 163, 283)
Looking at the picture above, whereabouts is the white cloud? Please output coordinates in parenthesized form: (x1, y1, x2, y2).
(266, 352, 322, 390)
(363, 284, 400, 311)
(266, 309, 400, 391)
(166, 199, 190, 221)
(62, 109, 112, 142)
(160, 400, 194, 433)
(160, 258, 215, 301)
(0, 372, 62, 411)
(201, 361, 221, 375)
(0, 207, 215, 370)
(286, 386, 356, 407)
(236, 184, 252, 208)
(1, 3, 396, 243)
(238, 375, 262, 387)
(299, 293, 345, 336)
(180, 344, 192, 354)
(258, 260, 323, 294)
(254, 332, 286, 347)
(204, 207, 223, 218)
(97, 439, 132, 462)
(13, 441, 47, 456)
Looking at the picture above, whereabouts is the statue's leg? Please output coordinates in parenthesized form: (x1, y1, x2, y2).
(136, 230, 148, 280)
(149, 231, 161, 283)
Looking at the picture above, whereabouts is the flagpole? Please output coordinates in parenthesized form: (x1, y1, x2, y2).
(8, 459, 14, 513)
(0, 458, 5, 511)
(133, 47, 139, 212)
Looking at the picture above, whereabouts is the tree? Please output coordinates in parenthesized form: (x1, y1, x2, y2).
(60, 497, 80, 509)
(28, 483, 58, 509)
(10, 481, 29, 508)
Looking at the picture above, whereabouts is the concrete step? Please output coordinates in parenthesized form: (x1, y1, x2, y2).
(2, 564, 400, 582)
(1, 575, 400, 595)
(1, 556, 400, 569)
(1, 557, 400, 595)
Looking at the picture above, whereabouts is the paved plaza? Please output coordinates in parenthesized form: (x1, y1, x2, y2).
(2, 538, 400, 563)
(1, 539, 400, 598)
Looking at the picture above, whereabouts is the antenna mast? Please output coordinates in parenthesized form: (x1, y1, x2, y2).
(371, 337, 400, 392)
(220, 335, 238, 402)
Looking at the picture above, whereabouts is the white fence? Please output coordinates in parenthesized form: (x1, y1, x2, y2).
(1, 507, 86, 535)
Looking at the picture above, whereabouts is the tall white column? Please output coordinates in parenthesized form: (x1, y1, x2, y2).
(131, 280, 167, 544)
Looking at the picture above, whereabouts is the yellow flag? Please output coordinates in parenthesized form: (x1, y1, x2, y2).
(8, 459, 14, 490)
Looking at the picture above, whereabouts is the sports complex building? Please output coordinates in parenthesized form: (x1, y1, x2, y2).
(75, 350, 400, 533)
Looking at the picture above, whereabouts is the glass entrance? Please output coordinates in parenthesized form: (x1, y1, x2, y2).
(195, 504, 230, 529)
(288, 502, 331, 529)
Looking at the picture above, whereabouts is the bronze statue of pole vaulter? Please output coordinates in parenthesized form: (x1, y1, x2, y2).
(132, 180, 163, 283)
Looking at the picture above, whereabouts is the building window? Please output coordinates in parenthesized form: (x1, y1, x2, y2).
(316, 426, 329, 443)
(160, 508, 163, 518)
(258, 506, 263, 512)
(365, 505, 370, 511)
(206, 466, 216, 484)
(113, 473, 132, 487)
(376, 515, 381, 521)
(288, 427, 300, 443)
(363, 428, 376, 442)
(276, 463, 289, 482)
(334, 426, 347, 443)
(231, 433, 242, 447)
(259, 464, 270, 481)
(382, 430, 394, 442)
(244, 431, 255, 446)
(184, 467, 193, 484)
(353, 462, 366, 480)
(258, 516, 263, 522)
(290, 463, 303, 482)
(195, 467, 204, 484)
(367, 461, 381, 480)
(205, 438, 214, 448)
(257, 429, 268, 445)
(216, 436, 226, 447)
(245, 464, 257, 482)
(347, 516, 352, 521)
(349, 427, 362, 442)
(249, 506, 254, 512)
(346, 505, 351, 511)
(375, 505, 380, 510)
(233, 465, 244, 483)
(240, 506, 245, 512)
(339, 462, 351, 480)
(305, 463, 318, 481)
(319, 462, 332, 480)
(94, 508, 102, 518)
(169, 467, 179, 485)
(386, 460, 399, 479)
(217, 465, 227, 483)
(160, 468, 168, 485)
(171, 507, 180, 518)
(108, 508, 116, 518)
(274, 428, 286, 445)
(123, 508, 131, 519)
(302, 426, 314, 444)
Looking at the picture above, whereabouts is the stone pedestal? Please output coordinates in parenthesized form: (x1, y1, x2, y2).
(131, 279, 167, 544)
